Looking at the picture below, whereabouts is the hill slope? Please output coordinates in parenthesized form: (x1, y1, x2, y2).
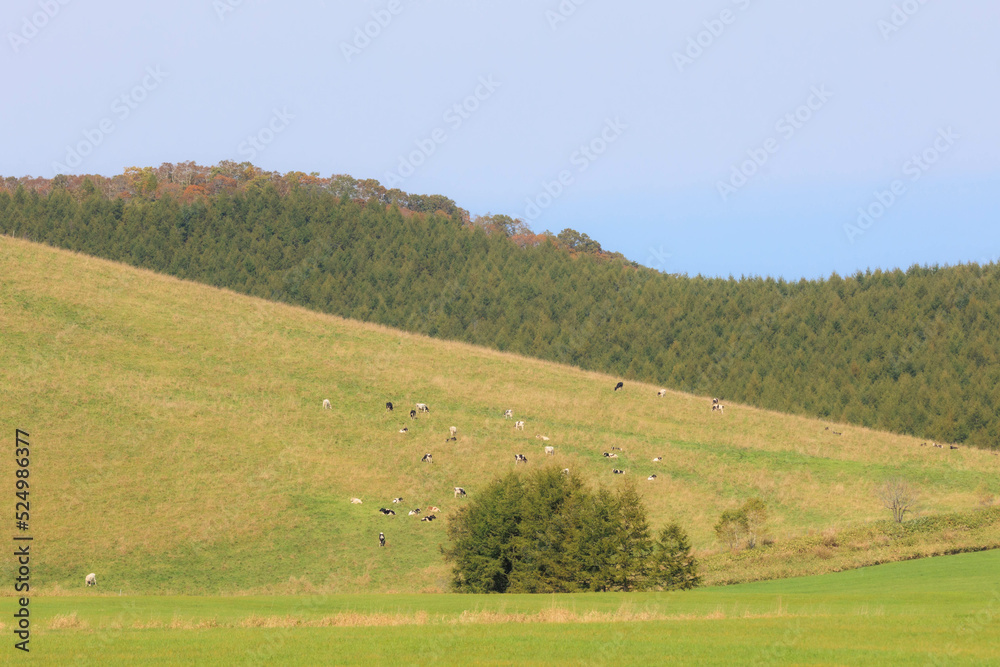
(2, 169, 1000, 449)
(2, 236, 999, 594)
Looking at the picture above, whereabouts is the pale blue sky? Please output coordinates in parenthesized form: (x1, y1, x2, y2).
(3, 0, 998, 279)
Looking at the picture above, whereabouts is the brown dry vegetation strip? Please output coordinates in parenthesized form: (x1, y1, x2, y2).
(37, 607, 808, 633)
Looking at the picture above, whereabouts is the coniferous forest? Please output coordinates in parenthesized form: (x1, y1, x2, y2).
(2, 163, 998, 449)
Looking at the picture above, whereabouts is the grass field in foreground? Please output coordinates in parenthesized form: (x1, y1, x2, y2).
(2, 235, 1000, 594)
(11, 550, 1000, 665)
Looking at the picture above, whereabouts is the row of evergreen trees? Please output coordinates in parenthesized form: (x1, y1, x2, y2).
(443, 468, 700, 593)
(1, 165, 998, 448)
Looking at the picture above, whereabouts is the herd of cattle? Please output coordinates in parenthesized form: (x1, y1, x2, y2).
(336, 382, 733, 547)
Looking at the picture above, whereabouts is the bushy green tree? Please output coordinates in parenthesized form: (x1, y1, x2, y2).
(444, 469, 696, 593)
(650, 524, 701, 590)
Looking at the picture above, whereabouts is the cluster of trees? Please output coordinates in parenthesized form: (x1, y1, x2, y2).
(443, 468, 700, 593)
(3, 161, 465, 218)
(714, 498, 768, 550)
(2, 163, 999, 449)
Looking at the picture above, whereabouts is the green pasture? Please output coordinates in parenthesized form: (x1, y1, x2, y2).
(12, 550, 999, 665)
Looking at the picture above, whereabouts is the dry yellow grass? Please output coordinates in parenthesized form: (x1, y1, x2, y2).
(2, 235, 999, 594)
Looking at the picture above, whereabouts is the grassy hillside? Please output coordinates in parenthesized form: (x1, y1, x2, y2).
(5, 168, 1000, 450)
(18, 550, 1000, 664)
(2, 236, 999, 595)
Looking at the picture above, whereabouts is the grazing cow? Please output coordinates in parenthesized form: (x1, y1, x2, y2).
(648, 475, 657, 481)
(832, 431, 841, 435)
(449, 426, 457, 438)
(421, 515, 437, 522)
(422, 453, 434, 463)
(614, 382, 624, 391)
(379, 532, 385, 547)
(535, 435, 550, 441)
(504, 409, 513, 419)
(514, 454, 528, 464)
(85, 573, 96, 587)
(379, 508, 396, 516)
(410, 410, 417, 420)
(933, 443, 942, 448)
(657, 389, 667, 397)
(386, 401, 394, 412)
(611, 446, 622, 451)
(652, 457, 662, 462)
(454, 487, 467, 498)
(350, 497, 363, 504)
(427, 506, 440, 513)
(445, 437, 457, 442)
(712, 404, 725, 413)
(515, 421, 525, 431)
(322, 399, 331, 410)
(950, 445, 959, 450)
(392, 497, 403, 504)
(612, 469, 625, 475)
(544, 446, 555, 456)
(416, 403, 429, 413)
(408, 508, 421, 516)
(561, 468, 570, 475)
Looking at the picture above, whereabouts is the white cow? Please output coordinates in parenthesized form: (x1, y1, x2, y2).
(544, 446, 554, 456)
(416, 403, 430, 413)
(514, 421, 525, 431)
(657, 389, 667, 397)
(454, 487, 467, 498)
(535, 435, 550, 441)
(322, 399, 331, 410)
(85, 573, 96, 587)
(350, 497, 363, 504)
(449, 426, 457, 438)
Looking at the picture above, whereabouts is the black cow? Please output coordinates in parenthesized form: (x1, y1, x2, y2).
(386, 401, 393, 412)
(614, 382, 624, 391)
(410, 409, 417, 419)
